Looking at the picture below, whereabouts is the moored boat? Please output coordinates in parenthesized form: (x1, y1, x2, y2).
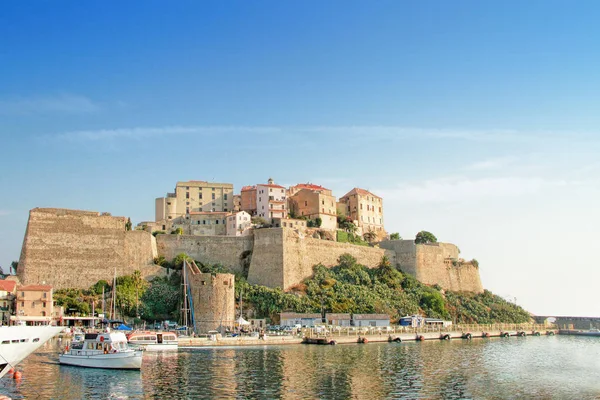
(59, 331, 143, 369)
(0, 325, 63, 378)
(127, 331, 178, 351)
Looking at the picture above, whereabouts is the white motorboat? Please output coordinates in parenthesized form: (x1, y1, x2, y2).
(0, 324, 63, 378)
(127, 331, 178, 351)
(59, 331, 143, 370)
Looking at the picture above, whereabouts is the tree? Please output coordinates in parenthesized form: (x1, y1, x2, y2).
(172, 253, 192, 270)
(152, 231, 166, 237)
(315, 217, 322, 228)
(415, 231, 437, 244)
(125, 218, 132, 231)
(363, 229, 377, 243)
(171, 227, 184, 235)
(251, 216, 269, 227)
(10, 261, 18, 275)
(390, 232, 401, 240)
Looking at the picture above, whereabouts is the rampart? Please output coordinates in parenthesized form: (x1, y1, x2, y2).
(17, 208, 165, 289)
(157, 234, 254, 276)
(188, 272, 235, 333)
(247, 228, 396, 289)
(379, 240, 484, 293)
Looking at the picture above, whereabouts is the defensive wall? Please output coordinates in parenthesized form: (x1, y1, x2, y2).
(187, 271, 235, 333)
(17, 209, 484, 294)
(17, 208, 165, 289)
(379, 240, 484, 293)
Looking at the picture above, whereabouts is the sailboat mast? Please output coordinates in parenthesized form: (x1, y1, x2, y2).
(182, 260, 189, 328)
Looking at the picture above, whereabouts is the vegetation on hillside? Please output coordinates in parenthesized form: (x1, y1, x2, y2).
(415, 230, 437, 244)
(54, 252, 530, 326)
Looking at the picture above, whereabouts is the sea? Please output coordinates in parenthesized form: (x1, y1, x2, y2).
(0, 335, 599, 399)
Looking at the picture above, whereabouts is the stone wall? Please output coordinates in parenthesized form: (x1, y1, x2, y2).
(18, 208, 164, 289)
(157, 234, 254, 275)
(379, 240, 484, 293)
(188, 272, 235, 333)
(247, 228, 395, 290)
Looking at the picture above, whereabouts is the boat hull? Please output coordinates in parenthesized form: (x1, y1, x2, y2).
(130, 343, 178, 352)
(0, 325, 63, 378)
(59, 351, 143, 370)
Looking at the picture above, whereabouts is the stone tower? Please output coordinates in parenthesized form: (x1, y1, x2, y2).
(189, 272, 236, 334)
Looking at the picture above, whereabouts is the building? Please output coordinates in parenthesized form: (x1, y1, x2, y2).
(352, 314, 390, 327)
(256, 179, 287, 222)
(155, 180, 234, 222)
(338, 188, 385, 239)
(184, 212, 228, 236)
(226, 211, 252, 236)
(0, 280, 16, 325)
(13, 284, 54, 325)
(326, 313, 351, 327)
(272, 217, 307, 230)
(280, 312, 322, 327)
(288, 183, 337, 230)
(240, 186, 257, 216)
(232, 194, 242, 212)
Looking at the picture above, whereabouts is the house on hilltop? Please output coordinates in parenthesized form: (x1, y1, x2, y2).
(337, 188, 385, 240)
(287, 183, 337, 230)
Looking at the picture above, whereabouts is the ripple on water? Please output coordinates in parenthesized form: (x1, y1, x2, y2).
(1, 336, 600, 399)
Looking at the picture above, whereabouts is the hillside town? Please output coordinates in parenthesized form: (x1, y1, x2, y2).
(142, 178, 387, 241)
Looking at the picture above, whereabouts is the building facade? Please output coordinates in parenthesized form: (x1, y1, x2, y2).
(226, 211, 252, 236)
(155, 181, 234, 222)
(240, 186, 257, 216)
(338, 188, 385, 239)
(0, 280, 16, 325)
(13, 284, 54, 325)
(256, 179, 287, 221)
(288, 183, 337, 230)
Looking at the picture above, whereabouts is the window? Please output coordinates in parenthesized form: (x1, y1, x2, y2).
(304, 201, 308, 206)
(20, 302, 24, 307)
(379, 207, 382, 213)
(201, 281, 206, 285)
(212, 187, 215, 191)
(270, 188, 272, 192)
(21, 292, 24, 297)
(212, 193, 215, 200)
(224, 194, 228, 200)
(41, 311, 46, 317)
(216, 220, 219, 224)
(360, 204, 363, 210)
(43, 302, 46, 308)
(223, 281, 228, 285)
(186, 192, 190, 199)
(199, 193, 203, 199)
(322, 200, 324, 205)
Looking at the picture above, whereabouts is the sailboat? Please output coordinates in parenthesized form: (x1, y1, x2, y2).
(179, 260, 198, 335)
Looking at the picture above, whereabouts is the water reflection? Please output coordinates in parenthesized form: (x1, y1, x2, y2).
(1, 336, 599, 399)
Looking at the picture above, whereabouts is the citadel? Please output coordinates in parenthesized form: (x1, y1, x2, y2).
(17, 178, 483, 295)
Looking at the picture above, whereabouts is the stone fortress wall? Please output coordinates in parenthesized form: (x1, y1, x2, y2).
(379, 240, 484, 293)
(17, 208, 484, 294)
(187, 272, 235, 333)
(17, 208, 165, 289)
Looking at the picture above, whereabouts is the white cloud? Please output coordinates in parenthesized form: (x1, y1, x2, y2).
(375, 176, 568, 204)
(464, 156, 517, 171)
(50, 125, 282, 142)
(0, 94, 100, 114)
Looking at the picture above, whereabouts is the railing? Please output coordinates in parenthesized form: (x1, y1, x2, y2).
(303, 323, 555, 338)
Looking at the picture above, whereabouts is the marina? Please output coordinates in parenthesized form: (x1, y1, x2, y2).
(1, 334, 599, 399)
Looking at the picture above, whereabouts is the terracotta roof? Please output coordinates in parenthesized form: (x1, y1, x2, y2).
(352, 314, 390, 320)
(257, 183, 285, 189)
(241, 185, 256, 191)
(18, 284, 53, 292)
(341, 188, 381, 199)
(0, 280, 16, 292)
(292, 183, 330, 191)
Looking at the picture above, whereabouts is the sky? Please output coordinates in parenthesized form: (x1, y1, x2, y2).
(1, 1, 600, 317)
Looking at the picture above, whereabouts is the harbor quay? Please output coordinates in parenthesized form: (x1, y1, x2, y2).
(174, 323, 557, 347)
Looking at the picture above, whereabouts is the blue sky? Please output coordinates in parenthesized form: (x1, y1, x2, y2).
(1, 1, 600, 316)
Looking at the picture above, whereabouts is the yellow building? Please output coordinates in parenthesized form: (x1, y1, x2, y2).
(13, 284, 54, 325)
(338, 188, 385, 239)
(155, 180, 234, 222)
(288, 183, 337, 230)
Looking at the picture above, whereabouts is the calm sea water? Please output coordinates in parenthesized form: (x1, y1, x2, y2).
(0, 335, 599, 399)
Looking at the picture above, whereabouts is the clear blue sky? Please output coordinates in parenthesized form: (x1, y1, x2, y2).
(1, 1, 600, 316)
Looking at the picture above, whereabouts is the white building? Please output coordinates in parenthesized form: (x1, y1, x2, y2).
(226, 211, 252, 236)
(256, 178, 287, 222)
(280, 313, 322, 327)
(352, 314, 390, 327)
